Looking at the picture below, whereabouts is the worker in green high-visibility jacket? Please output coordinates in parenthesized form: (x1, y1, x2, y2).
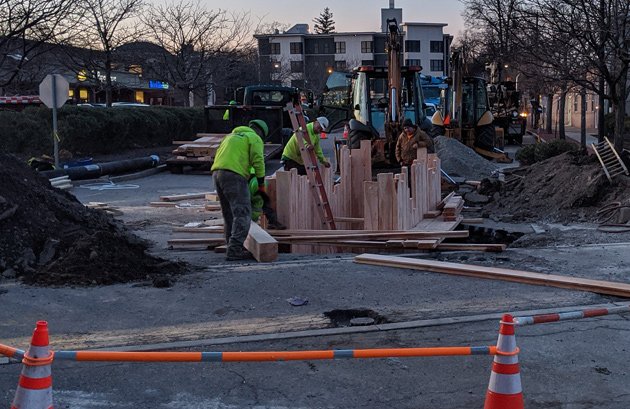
(211, 119, 267, 261)
(281, 116, 331, 175)
(222, 100, 237, 120)
(248, 175, 285, 230)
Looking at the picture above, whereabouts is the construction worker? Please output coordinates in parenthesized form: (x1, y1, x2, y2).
(248, 174, 286, 230)
(211, 119, 268, 261)
(222, 100, 237, 120)
(281, 116, 331, 175)
(396, 118, 435, 167)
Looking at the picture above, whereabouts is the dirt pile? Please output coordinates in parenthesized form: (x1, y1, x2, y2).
(434, 136, 499, 181)
(0, 154, 183, 286)
(483, 151, 630, 222)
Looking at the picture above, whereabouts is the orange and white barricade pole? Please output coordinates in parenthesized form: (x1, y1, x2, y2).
(11, 321, 54, 409)
(484, 314, 524, 409)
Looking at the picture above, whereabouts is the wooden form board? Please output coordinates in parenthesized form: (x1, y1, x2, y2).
(268, 141, 443, 254)
(244, 221, 278, 262)
(354, 254, 630, 298)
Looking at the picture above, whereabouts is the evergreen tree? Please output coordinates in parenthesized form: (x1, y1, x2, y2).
(313, 7, 335, 34)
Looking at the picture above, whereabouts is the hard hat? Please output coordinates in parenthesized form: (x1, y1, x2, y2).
(249, 119, 269, 137)
(316, 116, 329, 130)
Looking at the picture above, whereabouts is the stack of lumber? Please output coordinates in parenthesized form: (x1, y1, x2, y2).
(50, 175, 72, 190)
(265, 141, 452, 254)
(148, 191, 221, 211)
(172, 134, 225, 161)
(441, 194, 465, 222)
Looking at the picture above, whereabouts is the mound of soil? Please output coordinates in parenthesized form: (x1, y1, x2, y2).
(484, 151, 630, 222)
(0, 154, 183, 286)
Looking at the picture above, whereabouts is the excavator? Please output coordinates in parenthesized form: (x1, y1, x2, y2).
(430, 49, 512, 163)
(334, 18, 429, 167)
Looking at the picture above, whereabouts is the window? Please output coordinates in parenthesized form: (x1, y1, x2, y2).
(290, 42, 303, 54)
(334, 60, 347, 71)
(322, 42, 331, 54)
(430, 41, 444, 53)
(430, 59, 444, 72)
(405, 59, 421, 67)
(313, 43, 319, 54)
(405, 40, 421, 53)
(335, 41, 346, 54)
(270, 43, 280, 55)
(290, 60, 304, 73)
(361, 60, 374, 66)
(591, 96, 595, 111)
(361, 41, 373, 53)
(574, 96, 578, 113)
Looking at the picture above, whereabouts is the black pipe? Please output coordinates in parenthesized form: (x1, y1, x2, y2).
(41, 155, 160, 180)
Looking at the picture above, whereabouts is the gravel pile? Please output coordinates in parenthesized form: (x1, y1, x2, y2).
(434, 136, 499, 181)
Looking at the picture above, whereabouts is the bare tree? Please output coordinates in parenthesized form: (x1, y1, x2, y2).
(66, 0, 145, 106)
(521, 0, 629, 150)
(460, 0, 526, 74)
(141, 0, 254, 106)
(0, 0, 77, 92)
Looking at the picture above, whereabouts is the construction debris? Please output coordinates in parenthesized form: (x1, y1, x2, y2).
(0, 154, 183, 286)
(484, 151, 630, 222)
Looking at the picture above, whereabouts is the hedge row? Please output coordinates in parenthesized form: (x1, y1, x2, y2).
(0, 106, 205, 156)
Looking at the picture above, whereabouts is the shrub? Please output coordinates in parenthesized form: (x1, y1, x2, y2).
(0, 106, 205, 156)
(516, 139, 578, 166)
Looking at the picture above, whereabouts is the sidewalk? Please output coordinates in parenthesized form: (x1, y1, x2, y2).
(536, 126, 599, 153)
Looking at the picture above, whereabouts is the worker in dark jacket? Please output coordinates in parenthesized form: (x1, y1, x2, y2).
(211, 119, 268, 260)
(395, 118, 435, 166)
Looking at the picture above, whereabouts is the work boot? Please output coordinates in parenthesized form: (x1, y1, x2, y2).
(226, 246, 254, 261)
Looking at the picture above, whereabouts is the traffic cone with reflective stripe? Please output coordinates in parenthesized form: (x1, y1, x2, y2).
(12, 321, 54, 409)
(484, 314, 524, 409)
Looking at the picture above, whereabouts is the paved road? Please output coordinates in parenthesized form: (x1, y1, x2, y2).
(2, 133, 630, 408)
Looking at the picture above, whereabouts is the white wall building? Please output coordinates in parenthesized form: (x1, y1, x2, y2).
(255, 1, 453, 89)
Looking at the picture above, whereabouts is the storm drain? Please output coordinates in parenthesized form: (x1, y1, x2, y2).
(324, 309, 388, 327)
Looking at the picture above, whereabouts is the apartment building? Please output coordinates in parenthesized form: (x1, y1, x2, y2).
(255, 3, 452, 91)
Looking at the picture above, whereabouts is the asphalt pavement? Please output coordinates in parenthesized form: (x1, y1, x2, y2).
(1, 131, 630, 408)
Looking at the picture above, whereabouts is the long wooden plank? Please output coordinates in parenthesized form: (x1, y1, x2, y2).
(244, 222, 278, 262)
(159, 192, 215, 202)
(434, 243, 505, 252)
(275, 231, 468, 242)
(354, 254, 630, 297)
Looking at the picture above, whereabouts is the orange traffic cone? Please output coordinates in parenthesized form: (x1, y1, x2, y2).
(342, 124, 349, 139)
(484, 314, 524, 409)
(12, 321, 54, 409)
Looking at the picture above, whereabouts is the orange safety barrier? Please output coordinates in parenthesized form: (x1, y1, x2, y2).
(53, 345, 497, 363)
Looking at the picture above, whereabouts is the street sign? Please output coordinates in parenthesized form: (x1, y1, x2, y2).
(39, 74, 69, 109)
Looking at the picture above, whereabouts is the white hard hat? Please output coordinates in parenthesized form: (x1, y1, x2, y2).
(316, 116, 329, 130)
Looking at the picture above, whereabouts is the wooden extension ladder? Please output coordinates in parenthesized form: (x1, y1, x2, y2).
(592, 137, 629, 182)
(285, 102, 336, 230)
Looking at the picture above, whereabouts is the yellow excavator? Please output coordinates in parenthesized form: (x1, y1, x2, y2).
(431, 49, 512, 163)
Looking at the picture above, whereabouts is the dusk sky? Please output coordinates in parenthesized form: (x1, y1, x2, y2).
(218, 0, 467, 38)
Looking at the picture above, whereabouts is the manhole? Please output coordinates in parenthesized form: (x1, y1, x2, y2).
(324, 309, 388, 327)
